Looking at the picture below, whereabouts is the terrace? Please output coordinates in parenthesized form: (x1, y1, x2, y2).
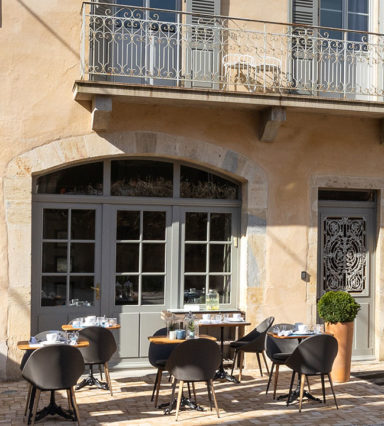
(74, 2, 384, 125)
(3, 361, 384, 424)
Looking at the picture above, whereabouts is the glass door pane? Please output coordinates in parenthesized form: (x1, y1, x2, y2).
(113, 208, 169, 308)
(39, 206, 101, 312)
(182, 209, 238, 307)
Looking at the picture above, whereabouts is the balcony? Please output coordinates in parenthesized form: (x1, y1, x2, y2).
(74, 2, 384, 131)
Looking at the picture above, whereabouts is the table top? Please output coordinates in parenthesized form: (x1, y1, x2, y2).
(62, 324, 121, 331)
(199, 321, 251, 328)
(267, 331, 331, 339)
(148, 334, 217, 344)
(17, 340, 89, 350)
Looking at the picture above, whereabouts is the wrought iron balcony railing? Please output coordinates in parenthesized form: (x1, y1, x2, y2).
(81, 2, 384, 100)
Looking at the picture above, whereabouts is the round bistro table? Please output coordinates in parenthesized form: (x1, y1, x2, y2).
(61, 324, 120, 392)
(199, 321, 251, 383)
(62, 324, 121, 331)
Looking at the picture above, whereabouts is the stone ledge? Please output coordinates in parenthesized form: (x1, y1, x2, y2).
(73, 80, 384, 118)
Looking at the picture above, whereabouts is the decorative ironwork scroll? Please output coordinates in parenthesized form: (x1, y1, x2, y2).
(80, 2, 384, 98)
(322, 217, 367, 293)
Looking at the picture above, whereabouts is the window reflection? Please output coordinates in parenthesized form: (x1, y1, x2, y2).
(70, 277, 94, 306)
(37, 163, 103, 195)
(115, 275, 139, 305)
(181, 166, 239, 199)
(41, 276, 66, 306)
(111, 160, 173, 197)
(142, 276, 164, 305)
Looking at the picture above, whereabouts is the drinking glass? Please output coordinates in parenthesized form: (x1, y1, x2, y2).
(69, 331, 79, 345)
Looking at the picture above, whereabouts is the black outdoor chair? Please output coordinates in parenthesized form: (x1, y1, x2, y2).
(166, 338, 221, 421)
(20, 330, 68, 371)
(148, 327, 178, 407)
(22, 344, 84, 425)
(77, 326, 117, 395)
(285, 334, 339, 412)
(230, 316, 274, 381)
(265, 323, 299, 399)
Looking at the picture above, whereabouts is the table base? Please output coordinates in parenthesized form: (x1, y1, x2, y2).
(160, 396, 204, 414)
(278, 389, 322, 404)
(76, 365, 109, 391)
(76, 374, 109, 391)
(214, 366, 239, 383)
(28, 390, 76, 424)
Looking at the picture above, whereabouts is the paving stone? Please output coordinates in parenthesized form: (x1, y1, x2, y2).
(1, 361, 384, 425)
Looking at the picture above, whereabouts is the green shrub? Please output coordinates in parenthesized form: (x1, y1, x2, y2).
(317, 291, 360, 324)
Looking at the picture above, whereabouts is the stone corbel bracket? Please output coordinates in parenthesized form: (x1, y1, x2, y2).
(91, 95, 112, 131)
(259, 107, 286, 142)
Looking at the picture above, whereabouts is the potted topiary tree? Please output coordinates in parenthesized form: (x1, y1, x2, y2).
(317, 290, 360, 383)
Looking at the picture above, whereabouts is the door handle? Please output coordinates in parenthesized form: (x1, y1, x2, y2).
(91, 284, 101, 300)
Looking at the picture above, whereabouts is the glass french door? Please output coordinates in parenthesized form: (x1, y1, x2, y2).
(32, 203, 102, 333)
(106, 205, 172, 360)
(180, 206, 239, 308)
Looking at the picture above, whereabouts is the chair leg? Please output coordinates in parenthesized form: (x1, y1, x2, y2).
(299, 374, 305, 413)
(210, 380, 220, 418)
(187, 382, 191, 399)
(151, 369, 160, 402)
(154, 368, 163, 408)
(104, 362, 113, 396)
(66, 389, 72, 411)
(99, 364, 103, 380)
(70, 387, 81, 425)
(321, 374, 326, 404)
(239, 351, 244, 382)
(256, 352, 263, 377)
(306, 376, 311, 393)
(273, 364, 280, 400)
(327, 374, 338, 409)
(192, 382, 197, 402)
(24, 383, 32, 418)
(30, 388, 41, 426)
(287, 371, 295, 407)
(206, 381, 213, 410)
(175, 380, 184, 421)
(231, 349, 238, 377)
(266, 362, 275, 395)
(262, 351, 269, 375)
(169, 379, 177, 411)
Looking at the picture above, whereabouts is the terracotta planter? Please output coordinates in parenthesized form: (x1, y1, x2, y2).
(325, 321, 354, 383)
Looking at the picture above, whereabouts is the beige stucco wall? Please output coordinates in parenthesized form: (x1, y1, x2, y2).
(1, 0, 384, 379)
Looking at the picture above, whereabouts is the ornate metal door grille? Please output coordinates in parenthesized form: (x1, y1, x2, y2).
(322, 216, 367, 293)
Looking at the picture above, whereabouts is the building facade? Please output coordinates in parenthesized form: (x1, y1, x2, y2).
(1, 0, 384, 379)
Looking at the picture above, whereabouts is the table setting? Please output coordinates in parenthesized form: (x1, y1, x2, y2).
(271, 323, 325, 338)
(199, 312, 245, 325)
(18, 331, 89, 350)
(62, 315, 120, 331)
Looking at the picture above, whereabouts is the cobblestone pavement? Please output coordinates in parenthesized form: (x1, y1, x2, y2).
(2, 361, 384, 425)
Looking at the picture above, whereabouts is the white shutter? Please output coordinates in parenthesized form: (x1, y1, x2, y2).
(291, 0, 319, 94)
(185, 0, 221, 88)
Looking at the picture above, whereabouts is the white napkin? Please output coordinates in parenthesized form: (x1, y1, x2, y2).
(277, 330, 292, 337)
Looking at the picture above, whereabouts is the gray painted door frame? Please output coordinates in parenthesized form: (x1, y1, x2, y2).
(318, 200, 376, 359)
(31, 202, 103, 334)
(31, 195, 241, 366)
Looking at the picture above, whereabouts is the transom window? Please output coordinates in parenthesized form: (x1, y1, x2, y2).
(36, 159, 240, 200)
